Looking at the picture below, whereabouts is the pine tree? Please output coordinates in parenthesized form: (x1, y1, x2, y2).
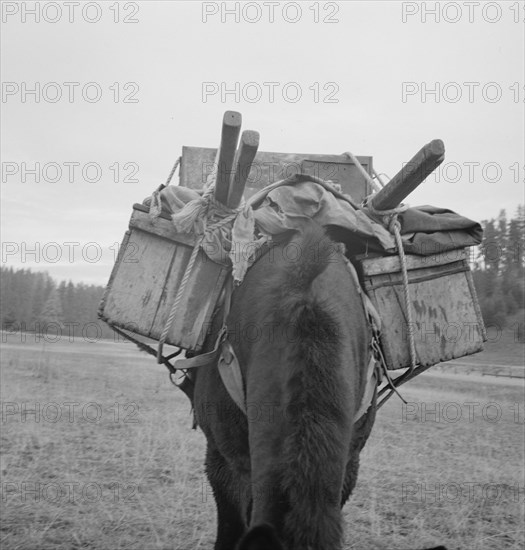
(473, 207, 525, 326)
(30, 273, 51, 329)
(39, 287, 63, 332)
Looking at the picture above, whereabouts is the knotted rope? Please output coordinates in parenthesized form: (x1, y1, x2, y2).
(148, 157, 181, 218)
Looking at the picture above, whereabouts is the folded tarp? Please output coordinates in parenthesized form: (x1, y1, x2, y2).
(247, 174, 482, 256)
(394, 205, 483, 255)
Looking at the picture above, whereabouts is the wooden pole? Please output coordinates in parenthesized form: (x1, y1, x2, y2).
(227, 130, 260, 208)
(370, 139, 445, 211)
(214, 111, 242, 206)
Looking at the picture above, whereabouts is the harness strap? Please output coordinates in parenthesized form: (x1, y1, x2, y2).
(171, 276, 248, 413)
(218, 340, 246, 414)
(354, 355, 378, 422)
(343, 258, 383, 422)
(211, 257, 383, 422)
(172, 326, 227, 369)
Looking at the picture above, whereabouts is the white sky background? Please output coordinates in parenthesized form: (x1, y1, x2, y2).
(1, 0, 524, 284)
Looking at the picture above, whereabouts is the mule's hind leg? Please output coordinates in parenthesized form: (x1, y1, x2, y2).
(205, 443, 246, 550)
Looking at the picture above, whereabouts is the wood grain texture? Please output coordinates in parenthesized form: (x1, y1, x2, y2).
(100, 209, 229, 351)
(100, 229, 182, 337)
(371, 139, 444, 210)
(129, 207, 196, 247)
(214, 111, 242, 205)
(227, 130, 260, 208)
(359, 249, 467, 276)
(359, 252, 485, 370)
(180, 146, 373, 203)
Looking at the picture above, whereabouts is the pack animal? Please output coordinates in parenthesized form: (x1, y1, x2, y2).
(193, 222, 446, 550)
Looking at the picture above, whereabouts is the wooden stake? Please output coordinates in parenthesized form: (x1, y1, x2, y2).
(227, 130, 260, 208)
(371, 139, 445, 211)
(214, 111, 242, 206)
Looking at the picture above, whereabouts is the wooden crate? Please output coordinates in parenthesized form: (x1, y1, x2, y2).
(357, 250, 486, 370)
(98, 204, 228, 352)
(180, 147, 373, 202)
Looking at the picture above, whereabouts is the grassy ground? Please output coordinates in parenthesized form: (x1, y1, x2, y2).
(472, 313, 525, 367)
(0, 334, 523, 550)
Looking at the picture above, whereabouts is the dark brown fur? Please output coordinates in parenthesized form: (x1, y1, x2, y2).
(193, 222, 445, 550)
(194, 222, 374, 549)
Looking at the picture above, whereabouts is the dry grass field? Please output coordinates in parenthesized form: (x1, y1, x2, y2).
(1, 332, 523, 550)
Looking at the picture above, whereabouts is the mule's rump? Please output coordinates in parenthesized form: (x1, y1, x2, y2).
(194, 222, 375, 550)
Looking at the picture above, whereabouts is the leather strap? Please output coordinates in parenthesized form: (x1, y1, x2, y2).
(172, 326, 227, 370)
(172, 276, 247, 414)
(218, 340, 246, 414)
(211, 258, 381, 422)
(354, 355, 378, 422)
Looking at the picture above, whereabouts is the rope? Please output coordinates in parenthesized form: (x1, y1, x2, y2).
(343, 152, 382, 193)
(149, 189, 163, 218)
(148, 157, 182, 218)
(345, 151, 417, 380)
(364, 197, 418, 377)
(372, 335, 407, 407)
(165, 157, 181, 186)
(372, 169, 389, 188)
(390, 219, 417, 375)
(157, 239, 202, 362)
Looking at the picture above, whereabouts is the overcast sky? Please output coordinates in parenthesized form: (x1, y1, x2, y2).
(1, 1, 523, 284)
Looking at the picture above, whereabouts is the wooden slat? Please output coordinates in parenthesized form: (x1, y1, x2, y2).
(167, 250, 228, 350)
(148, 242, 194, 339)
(149, 248, 227, 350)
(359, 250, 468, 276)
(129, 207, 196, 247)
(363, 261, 469, 292)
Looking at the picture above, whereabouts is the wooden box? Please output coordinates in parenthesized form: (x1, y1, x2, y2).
(180, 147, 373, 202)
(98, 204, 228, 352)
(357, 250, 486, 370)
(99, 146, 374, 353)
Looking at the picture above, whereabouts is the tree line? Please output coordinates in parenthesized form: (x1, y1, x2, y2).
(471, 206, 524, 328)
(0, 269, 115, 340)
(1, 206, 523, 342)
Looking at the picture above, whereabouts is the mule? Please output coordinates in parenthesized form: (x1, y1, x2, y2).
(193, 222, 445, 550)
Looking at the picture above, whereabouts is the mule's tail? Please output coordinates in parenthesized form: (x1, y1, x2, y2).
(276, 225, 355, 550)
